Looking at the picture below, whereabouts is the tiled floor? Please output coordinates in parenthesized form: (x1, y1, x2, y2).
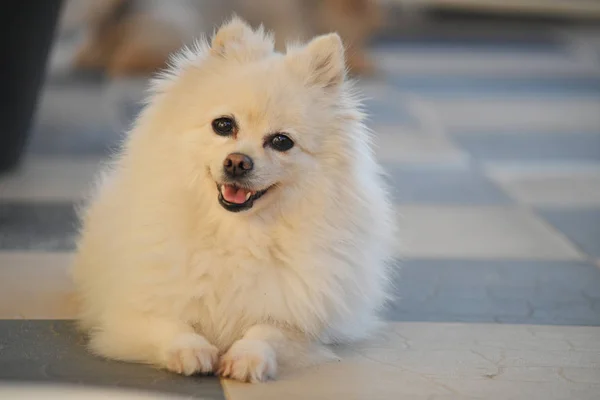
(1, 21, 600, 400)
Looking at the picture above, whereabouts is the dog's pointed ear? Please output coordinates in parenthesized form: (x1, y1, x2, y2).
(211, 16, 274, 62)
(287, 33, 346, 89)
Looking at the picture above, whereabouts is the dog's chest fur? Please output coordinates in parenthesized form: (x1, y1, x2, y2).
(154, 217, 352, 349)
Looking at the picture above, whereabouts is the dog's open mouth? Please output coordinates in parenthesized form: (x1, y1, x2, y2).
(217, 183, 270, 212)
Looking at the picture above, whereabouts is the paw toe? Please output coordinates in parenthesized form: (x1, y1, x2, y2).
(165, 333, 218, 376)
(218, 339, 276, 383)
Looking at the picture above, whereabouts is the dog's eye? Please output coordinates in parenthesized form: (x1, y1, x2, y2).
(267, 134, 294, 152)
(212, 117, 236, 136)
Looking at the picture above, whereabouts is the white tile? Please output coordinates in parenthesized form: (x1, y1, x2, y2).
(0, 252, 77, 319)
(394, 205, 584, 259)
(373, 49, 600, 77)
(358, 80, 402, 101)
(0, 385, 179, 399)
(0, 157, 103, 201)
(222, 322, 600, 400)
(487, 168, 600, 207)
(420, 98, 600, 132)
(374, 127, 469, 164)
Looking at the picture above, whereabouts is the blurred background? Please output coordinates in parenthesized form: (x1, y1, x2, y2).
(9, 0, 600, 161)
(1, 0, 600, 398)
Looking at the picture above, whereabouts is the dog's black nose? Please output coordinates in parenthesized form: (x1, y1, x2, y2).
(223, 153, 253, 178)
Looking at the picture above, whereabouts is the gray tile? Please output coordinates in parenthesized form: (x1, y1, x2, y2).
(388, 75, 600, 97)
(0, 320, 224, 399)
(28, 126, 121, 156)
(384, 165, 512, 204)
(422, 98, 600, 133)
(452, 132, 600, 162)
(0, 203, 77, 251)
(0, 157, 102, 201)
(537, 208, 600, 258)
(373, 47, 600, 77)
(372, 36, 564, 53)
(386, 259, 600, 326)
(29, 83, 124, 156)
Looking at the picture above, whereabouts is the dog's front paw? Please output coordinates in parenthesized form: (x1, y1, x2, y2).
(164, 333, 219, 376)
(218, 339, 276, 383)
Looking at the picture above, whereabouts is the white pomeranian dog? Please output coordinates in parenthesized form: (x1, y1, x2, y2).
(72, 17, 395, 383)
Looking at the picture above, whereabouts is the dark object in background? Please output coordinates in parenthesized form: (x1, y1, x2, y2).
(0, 0, 63, 173)
(71, 0, 381, 79)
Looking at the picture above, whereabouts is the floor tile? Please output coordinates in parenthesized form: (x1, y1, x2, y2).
(0, 321, 224, 399)
(384, 165, 512, 204)
(358, 82, 416, 125)
(373, 48, 600, 77)
(28, 126, 119, 157)
(386, 259, 600, 325)
(395, 206, 584, 259)
(223, 322, 600, 400)
(365, 98, 416, 125)
(388, 75, 600, 97)
(452, 132, 600, 163)
(0, 385, 191, 399)
(0, 252, 76, 319)
(0, 157, 102, 201)
(0, 202, 78, 251)
(29, 84, 123, 156)
(419, 98, 600, 132)
(373, 32, 565, 52)
(374, 128, 469, 164)
(487, 169, 600, 207)
(372, 34, 565, 53)
(537, 208, 600, 258)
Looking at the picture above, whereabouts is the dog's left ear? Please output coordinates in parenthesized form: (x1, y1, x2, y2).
(211, 16, 274, 62)
(287, 33, 346, 90)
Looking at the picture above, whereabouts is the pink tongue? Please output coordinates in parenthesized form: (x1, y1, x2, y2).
(222, 185, 250, 204)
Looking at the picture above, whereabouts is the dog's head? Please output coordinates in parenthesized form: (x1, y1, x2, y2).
(148, 17, 361, 215)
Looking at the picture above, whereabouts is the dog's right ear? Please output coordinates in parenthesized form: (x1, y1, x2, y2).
(211, 16, 274, 62)
(286, 33, 346, 90)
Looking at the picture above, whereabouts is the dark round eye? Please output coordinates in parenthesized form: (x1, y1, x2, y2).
(268, 134, 294, 152)
(212, 117, 236, 136)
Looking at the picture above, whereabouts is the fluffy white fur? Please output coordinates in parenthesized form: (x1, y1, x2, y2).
(72, 17, 395, 383)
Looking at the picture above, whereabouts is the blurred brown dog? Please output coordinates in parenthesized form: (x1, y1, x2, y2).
(69, 0, 382, 78)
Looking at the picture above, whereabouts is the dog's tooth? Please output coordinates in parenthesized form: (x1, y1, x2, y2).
(245, 191, 252, 201)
